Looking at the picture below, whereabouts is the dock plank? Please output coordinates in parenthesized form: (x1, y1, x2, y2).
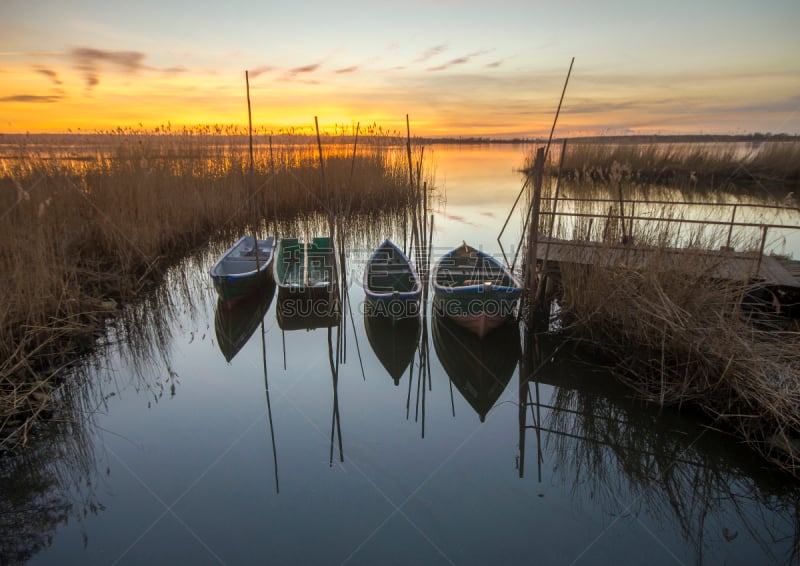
(535, 237, 800, 289)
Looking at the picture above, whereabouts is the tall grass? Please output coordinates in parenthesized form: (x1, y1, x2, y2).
(0, 128, 420, 445)
(538, 140, 800, 200)
(538, 194, 800, 477)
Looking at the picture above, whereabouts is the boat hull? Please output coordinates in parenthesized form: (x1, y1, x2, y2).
(209, 236, 276, 307)
(275, 237, 335, 292)
(432, 243, 521, 338)
(363, 239, 422, 320)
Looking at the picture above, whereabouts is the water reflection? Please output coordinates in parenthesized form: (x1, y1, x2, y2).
(519, 328, 800, 563)
(214, 279, 276, 362)
(276, 287, 341, 331)
(4, 144, 800, 564)
(432, 311, 520, 422)
(364, 314, 421, 386)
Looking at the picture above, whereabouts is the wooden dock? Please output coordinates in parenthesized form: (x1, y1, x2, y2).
(534, 237, 800, 290)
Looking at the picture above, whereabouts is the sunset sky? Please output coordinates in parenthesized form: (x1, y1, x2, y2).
(1, 0, 798, 138)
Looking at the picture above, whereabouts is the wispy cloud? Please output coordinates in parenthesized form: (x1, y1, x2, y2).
(334, 65, 359, 75)
(248, 65, 275, 78)
(69, 47, 146, 90)
(35, 67, 62, 85)
(413, 45, 448, 64)
(1, 94, 63, 103)
(288, 63, 320, 76)
(427, 50, 488, 72)
(63, 47, 187, 89)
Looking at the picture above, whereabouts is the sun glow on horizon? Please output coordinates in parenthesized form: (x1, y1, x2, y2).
(1, 1, 798, 138)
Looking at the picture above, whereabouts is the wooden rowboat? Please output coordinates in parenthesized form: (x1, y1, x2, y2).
(363, 239, 422, 319)
(275, 236, 340, 330)
(209, 235, 276, 306)
(274, 237, 335, 295)
(432, 242, 521, 338)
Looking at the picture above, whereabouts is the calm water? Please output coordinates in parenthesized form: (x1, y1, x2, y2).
(6, 144, 800, 565)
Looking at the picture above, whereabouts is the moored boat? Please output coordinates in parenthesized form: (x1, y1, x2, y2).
(363, 239, 422, 319)
(432, 242, 521, 338)
(274, 237, 335, 295)
(209, 235, 276, 306)
(274, 236, 340, 330)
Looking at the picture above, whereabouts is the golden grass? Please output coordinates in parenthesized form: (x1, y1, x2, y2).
(541, 201, 800, 477)
(0, 128, 421, 446)
(539, 140, 800, 200)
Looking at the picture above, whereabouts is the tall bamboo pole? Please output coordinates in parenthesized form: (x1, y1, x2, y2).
(246, 70, 260, 270)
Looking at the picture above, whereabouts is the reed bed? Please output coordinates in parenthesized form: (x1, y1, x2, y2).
(538, 140, 800, 200)
(543, 200, 800, 477)
(0, 128, 419, 447)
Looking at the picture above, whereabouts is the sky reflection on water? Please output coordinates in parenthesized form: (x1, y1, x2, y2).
(5, 144, 800, 565)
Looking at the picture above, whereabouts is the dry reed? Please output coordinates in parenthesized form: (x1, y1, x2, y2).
(539, 140, 800, 200)
(0, 128, 419, 447)
(548, 207, 800, 477)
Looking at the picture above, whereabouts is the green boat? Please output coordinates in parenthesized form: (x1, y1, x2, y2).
(274, 237, 339, 330)
(274, 237, 335, 294)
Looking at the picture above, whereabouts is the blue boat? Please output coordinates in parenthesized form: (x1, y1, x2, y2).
(432, 242, 521, 338)
(209, 235, 276, 306)
(363, 239, 422, 318)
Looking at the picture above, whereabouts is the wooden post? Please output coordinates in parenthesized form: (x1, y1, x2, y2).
(726, 205, 738, 250)
(526, 147, 545, 322)
(755, 225, 768, 277)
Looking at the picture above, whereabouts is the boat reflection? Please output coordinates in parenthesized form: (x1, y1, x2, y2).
(276, 286, 341, 331)
(432, 309, 520, 422)
(214, 279, 276, 362)
(365, 313, 421, 386)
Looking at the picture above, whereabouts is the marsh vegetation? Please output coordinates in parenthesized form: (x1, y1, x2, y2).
(0, 128, 423, 447)
(527, 139, 800, 477)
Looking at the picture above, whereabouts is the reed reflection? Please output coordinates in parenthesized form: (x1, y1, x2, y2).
(518, 326, 800, 563)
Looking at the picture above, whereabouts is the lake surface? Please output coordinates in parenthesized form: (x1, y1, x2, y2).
(5, 144, 800, 565)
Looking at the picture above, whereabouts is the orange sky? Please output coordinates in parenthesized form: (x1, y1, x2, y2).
(2, 0, 799, 138)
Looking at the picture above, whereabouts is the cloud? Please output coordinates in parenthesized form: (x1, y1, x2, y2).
(288, 63, 320, 76)
(427, 50, 488, 72)
(35, 67, 62, 85)
(160, 66, 187, 76)
(248, 65, 275, 78)
(413, 45, 448, 64)
(334, 66, 359, 75)
(69, 47, 146, 89)
(1, 94, 63, 103)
